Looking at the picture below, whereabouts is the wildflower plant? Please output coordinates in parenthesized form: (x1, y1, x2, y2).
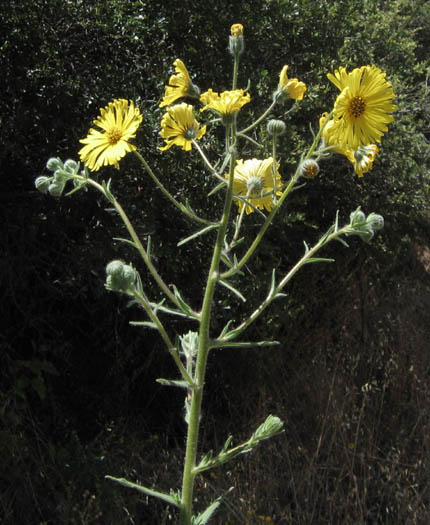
(35, 24, 396, 524)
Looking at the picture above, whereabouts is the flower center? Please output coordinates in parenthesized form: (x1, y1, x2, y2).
(349, 96, 366, 118)
(246, 175, 264, 195)
(107, 127, 123, 145)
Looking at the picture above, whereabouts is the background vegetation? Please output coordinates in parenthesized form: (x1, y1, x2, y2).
(1, 0, 430, 522)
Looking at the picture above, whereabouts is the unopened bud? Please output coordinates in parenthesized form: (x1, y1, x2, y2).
(366, 213, 384, 232)
(35, 176, 51, 194)
(46, 157, 63, 172)
(267, 119, 286, 137)
(48, 179, 66, 198)
(349, 209, 366, 226)
(64, 159, 79, 173)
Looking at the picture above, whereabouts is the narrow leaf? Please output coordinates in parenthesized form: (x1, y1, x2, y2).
(177, 224, 218, 247)
(218, 278, 246, 302)
(156, 378, 191, 388)
(105, 476, 179, 507)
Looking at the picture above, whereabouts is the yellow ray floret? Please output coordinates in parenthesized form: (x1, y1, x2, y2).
(159, 103, 206, 151)
(79, 99, 142, 171)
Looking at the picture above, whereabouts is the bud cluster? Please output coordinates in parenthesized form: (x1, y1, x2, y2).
(35, 158, 86, 198)
(105, 260, 138, 294)
(346, 208, 384, 243)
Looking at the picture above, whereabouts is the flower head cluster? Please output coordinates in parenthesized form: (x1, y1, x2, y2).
(159, 59, 200, 108)
(229, 157, 282, 214)
(325, 65, 397, 150)
(275, 65, 307, 102)
(79, 99, 142, 171)
(200, 89, 251, 120)
(159, 103, 206, 151)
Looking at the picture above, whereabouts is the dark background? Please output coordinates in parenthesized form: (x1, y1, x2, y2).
(1, 0, 430, 522)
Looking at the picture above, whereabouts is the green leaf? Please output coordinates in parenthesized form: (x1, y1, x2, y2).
(177, 224, 218, 247)
(105, 476, 180, 507)
(129, 321, 157, 329)
(192, 487, 234, 524)
(156, 378, 191, 388)
(218, 278, 246, 302)
(112, 237, 138, 249)
(304, 257, 335, 264)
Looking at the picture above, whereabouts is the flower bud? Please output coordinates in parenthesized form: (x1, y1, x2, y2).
(267, 119, 286, 137)
(35, 176, 51, 194)
(366, 213, 384, 232)
(64, 159, 79, 173)
(105, 260, 137, 294)
(349, 209, 366, 226)
(229, 24, 244, 57)
(300, 159, 319, 179)
(46, 157, 63, 172)
(48, 179, 66, 198)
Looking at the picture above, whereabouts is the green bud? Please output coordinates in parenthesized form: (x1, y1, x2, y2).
(48, 179, 66, 198)
(357, 229, 374, 243)
(46, 157, 63, 172)
(228, 35, 245, 57)
(349, 209, 366, 227)
(35, 176, 51, 194)
(366, 213, 384, 232)
(105, 260, 137, 293)
(267, 119, 286, 137)
(63, 159, 79, 173)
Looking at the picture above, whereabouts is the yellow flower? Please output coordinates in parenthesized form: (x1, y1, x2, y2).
(229, 157, 282, 214)
(231, 23, 243, 37)
(326, 65, 397, 149)
(319, 112, 379, 177)
(345, 144, 379, 177)
(277, 65, 307, 101)
(160, 59, 199, 107)
(79, 99, 142, 171)
(200, 89, 251, 118)
(159, 103, 206, 151)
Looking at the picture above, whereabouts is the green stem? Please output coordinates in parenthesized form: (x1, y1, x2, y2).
(239, 100, 276, 135)
(134, 150, 214, 226)
(179, 124, 237, 524)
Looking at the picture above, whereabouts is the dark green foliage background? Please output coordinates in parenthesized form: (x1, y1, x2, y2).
(1, 0, 430, 522)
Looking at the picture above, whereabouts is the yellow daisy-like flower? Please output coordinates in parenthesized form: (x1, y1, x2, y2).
(200, 89, 251, 118)
(229, 157, 283, 214)
(159, 103, 206, 152)
(231, 23, 243, 37)
(345, 144, 379, 177)
(278, 65, 307, 101)
(79, 99, 142, 171)
(160, 59, 199, 108)
(326, 65, 397, 149)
